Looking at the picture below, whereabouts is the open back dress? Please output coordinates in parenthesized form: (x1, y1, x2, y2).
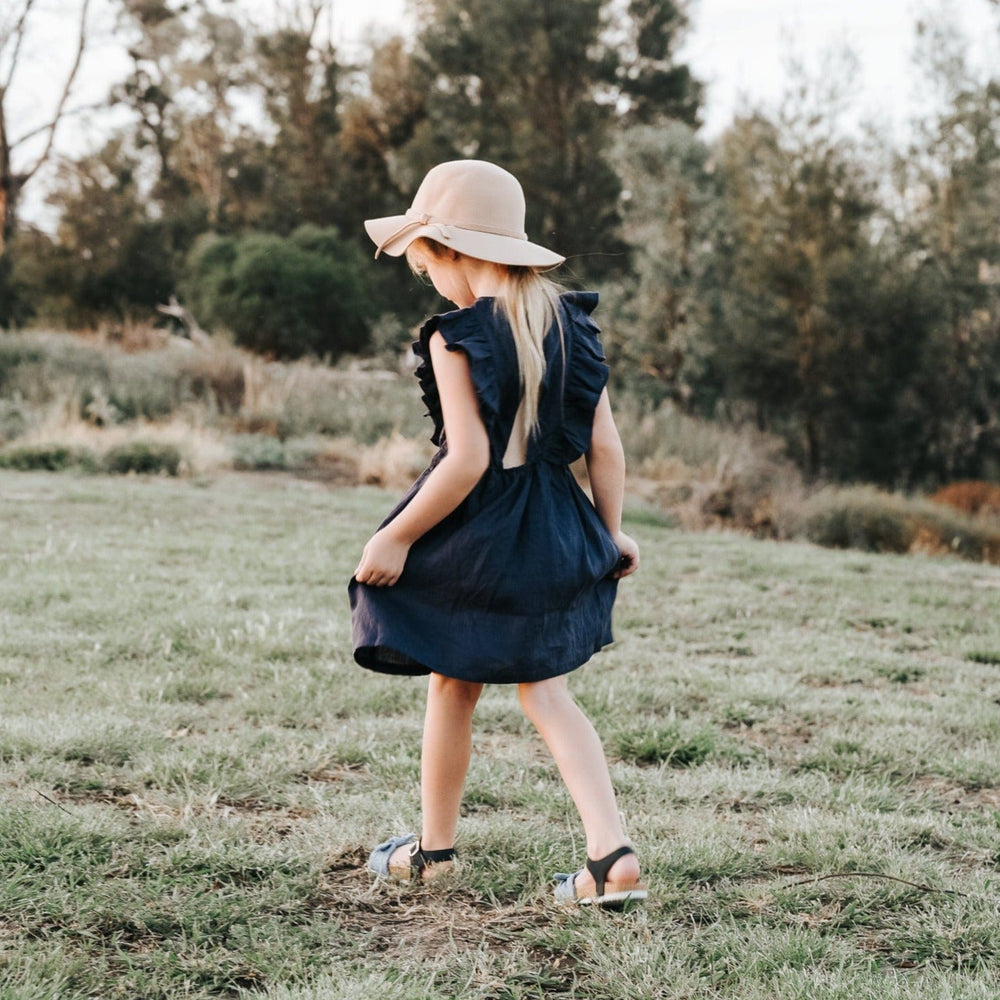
(348, 291, 620, 684)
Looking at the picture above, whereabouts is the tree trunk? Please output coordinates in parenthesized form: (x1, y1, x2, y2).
(0, 104, 14, 255)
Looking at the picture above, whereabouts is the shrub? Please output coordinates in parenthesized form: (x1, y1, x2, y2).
(102, 441, 181, 476)
(231, 434, 287, 471)
(798, 487, 913, 554)
(795, 487, 1000, 564)
(0, 339, 46, 394)
(613, 397, 803, 534)
(930, 481, 1000, 520)
(0, 443, 97, 472)
(183, 226, 375, 360)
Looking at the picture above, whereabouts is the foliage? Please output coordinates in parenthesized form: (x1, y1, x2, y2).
(699, 58, 885, 478)
(231, 433, 289, 471)
(0, 443, 96, 472)
(795, 486, 1000, 562)
(17, 139, 183, 327)
(605, 121, 721, 403)
(930, 480, 1000, 519)
(4, 2, 1000, 488)
(102, 439, 181, 475)
(182, 226, 375, 360)
(0, 329, 427, 445)
(888, 18, 1000, 485)
(652, 35, 1000, 489)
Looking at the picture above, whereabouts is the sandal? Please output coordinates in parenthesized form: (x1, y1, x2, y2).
(553, 845, 647, 908)
(366, 833, 457, 880)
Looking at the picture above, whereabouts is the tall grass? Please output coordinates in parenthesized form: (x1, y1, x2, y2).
(3, 328, 998, 565)
(0, 330, 426, 445)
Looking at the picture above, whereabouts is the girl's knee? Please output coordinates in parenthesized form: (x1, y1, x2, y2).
(517, 676, 571, 721)
(429, 672, 483, 706)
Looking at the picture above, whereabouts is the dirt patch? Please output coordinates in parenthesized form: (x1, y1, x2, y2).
(911, 778, 1000, 812)
(317, 850, 574, 976)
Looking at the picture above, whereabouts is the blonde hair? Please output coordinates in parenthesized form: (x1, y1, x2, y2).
(407, 238, 562, 433)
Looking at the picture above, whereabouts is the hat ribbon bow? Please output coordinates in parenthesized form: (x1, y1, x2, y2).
(374, 209, 527, 259)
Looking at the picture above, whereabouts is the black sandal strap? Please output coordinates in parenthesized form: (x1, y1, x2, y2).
(585, 845, 634, 899)
(408, 841, 457, 876)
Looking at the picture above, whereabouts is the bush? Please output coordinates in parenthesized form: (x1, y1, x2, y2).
(930, 481, 1000, 520)
(183, 226, 375, 360)
(0, 444, 97, 472)
(795, 487, 1000, 564)
(103, 441, 181, 476)
(798, 487, 913, 554)
(231, 434, 287, 471)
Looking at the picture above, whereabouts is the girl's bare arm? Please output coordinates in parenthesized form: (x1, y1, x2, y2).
(586, 389, 639, 578)
(354, 333, 489, 586)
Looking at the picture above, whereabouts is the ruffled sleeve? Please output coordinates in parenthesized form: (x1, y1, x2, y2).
(552, 291, 610, 461)
(412, 300, 499, 446)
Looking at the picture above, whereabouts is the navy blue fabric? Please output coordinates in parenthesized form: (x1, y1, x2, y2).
(348, 291, 620, 683)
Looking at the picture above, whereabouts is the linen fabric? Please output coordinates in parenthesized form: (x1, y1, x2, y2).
(348, 291, 619, 684)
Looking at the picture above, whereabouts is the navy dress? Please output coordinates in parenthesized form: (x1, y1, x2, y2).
(348, 291, 620, 684)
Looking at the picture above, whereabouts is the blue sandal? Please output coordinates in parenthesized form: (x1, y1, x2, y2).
(554, 845, 647, 908)
(367, 833, 457, 879)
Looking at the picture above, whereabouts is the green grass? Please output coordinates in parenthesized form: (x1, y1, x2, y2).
(1, 471, 999, 999)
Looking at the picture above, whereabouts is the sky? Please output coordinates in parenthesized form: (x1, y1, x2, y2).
(8, 0, 1000, 226)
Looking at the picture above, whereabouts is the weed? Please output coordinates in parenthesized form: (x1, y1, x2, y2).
(613, 724, 715, 767)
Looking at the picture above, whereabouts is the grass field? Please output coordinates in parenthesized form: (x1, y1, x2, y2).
(2, 470, 999, 1000)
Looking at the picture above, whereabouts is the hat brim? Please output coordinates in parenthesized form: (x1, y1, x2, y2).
(364, 215, 565, 268)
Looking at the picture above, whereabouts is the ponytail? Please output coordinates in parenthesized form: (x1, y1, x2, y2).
(493, 268, 563, 434)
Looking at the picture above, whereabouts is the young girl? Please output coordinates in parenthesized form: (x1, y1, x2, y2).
(348, 160, 645, 907)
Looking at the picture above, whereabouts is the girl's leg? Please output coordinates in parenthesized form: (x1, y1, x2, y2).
(518, 675, 640, 891)
(389, 672, 483, 872)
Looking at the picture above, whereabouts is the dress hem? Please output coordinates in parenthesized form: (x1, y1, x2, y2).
(352, 638, 614, 684)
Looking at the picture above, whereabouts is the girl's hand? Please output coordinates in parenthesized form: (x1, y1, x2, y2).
(612, 531, 640, 579)
(354, 529, 411, 587)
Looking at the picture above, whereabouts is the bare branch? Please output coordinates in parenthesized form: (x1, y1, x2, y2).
(20, 0, 93, 184)
(306, 0, 325, 45)
(9, 99, 106, 150)
(1, 0, 38, 94)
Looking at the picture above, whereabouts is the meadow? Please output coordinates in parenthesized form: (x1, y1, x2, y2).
(2, 469, 1000, 1000)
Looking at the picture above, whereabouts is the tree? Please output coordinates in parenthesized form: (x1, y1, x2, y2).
(112, 0, 255, 230)
(0, 0, 93, 256)
(698, 52, 893, 478)
(604, 121, 721, 403)
(0, 0, 95, 324)
(613, 0, 702, 126)
(361, 0, 702, 281)
(182, 226, 374, 359)
(22, 136, 175, 325)
(892, 13, 1000, 482)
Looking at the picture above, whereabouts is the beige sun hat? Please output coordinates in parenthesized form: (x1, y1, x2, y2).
(364, 160, 565, 268)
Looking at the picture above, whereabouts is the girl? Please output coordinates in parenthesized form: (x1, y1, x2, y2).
(348, 160, 645, 907)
